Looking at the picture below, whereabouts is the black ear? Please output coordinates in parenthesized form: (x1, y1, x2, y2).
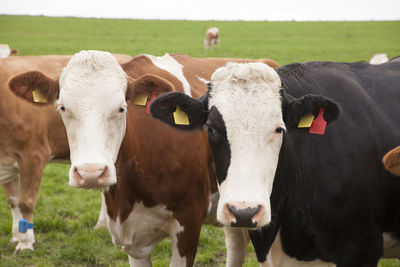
(282, 91, 340, 128)
(149, 91, 209, 130)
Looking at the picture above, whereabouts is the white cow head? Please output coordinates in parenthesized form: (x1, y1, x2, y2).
(150, 62, 339, 228)
(57, 51, 128, 188)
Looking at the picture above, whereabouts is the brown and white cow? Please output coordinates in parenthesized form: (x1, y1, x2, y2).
(0, 54, 131, 253)
(0, 44, 18, 58)
(204, 27, 220, 50)
(9, 51, 279, 266)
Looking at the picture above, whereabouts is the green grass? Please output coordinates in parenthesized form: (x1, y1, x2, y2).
(0, 15, 400, 266)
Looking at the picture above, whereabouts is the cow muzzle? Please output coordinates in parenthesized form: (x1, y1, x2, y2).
(223, 202, 266, 228)
(71, 164, 111, 189)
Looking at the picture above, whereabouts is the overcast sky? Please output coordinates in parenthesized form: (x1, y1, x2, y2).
(2, 0, 399, 21)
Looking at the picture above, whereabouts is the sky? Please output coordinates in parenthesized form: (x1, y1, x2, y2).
(1, 0, 399, 21)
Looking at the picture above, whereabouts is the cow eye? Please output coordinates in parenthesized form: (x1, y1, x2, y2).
(275, 126, 285, 134)
(207, 125, 215, 134)
(58, 105, 65, 112)
(119, 107, 126, 113)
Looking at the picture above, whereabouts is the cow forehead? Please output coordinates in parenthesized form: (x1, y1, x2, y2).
(209, 63, 283, 137)
(59, 50, 128, 98)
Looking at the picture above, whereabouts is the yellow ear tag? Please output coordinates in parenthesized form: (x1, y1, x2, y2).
(32, 88, 47, 103)
(173, 106, 190, 125)
(298, 113, 314, 128)
(133, 93, 148, 106)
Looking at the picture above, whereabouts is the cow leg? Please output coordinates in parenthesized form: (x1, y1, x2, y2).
(169, 219, 201, 267)
(14, 153, 46, 253)
(93, 192, 108, 230)
(128, 255, 152, 267)
(224, 226, 249, 267)
(1, 164, 21, 244)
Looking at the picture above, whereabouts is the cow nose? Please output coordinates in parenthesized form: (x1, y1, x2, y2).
(73, 164, 109, 188)
(224, 202, 266, 228)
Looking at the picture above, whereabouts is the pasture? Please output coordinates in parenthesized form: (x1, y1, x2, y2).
(0, 15, 400, 266)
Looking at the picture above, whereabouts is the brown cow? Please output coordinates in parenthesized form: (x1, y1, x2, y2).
(9, 51, 279, 266)
(0, 54, 131, 253)
(204, 27, 219, 49)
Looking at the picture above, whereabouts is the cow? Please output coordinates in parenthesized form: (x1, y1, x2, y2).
(0, 44, 18, 58)
(0, 53, 131, 253)
(149, 59, 400, 266)
(204, 27, 219, 50)
(8, 51, 280, 266)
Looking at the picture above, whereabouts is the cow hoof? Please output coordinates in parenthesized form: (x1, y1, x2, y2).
(14, 242, 34, 255)
(93, 222, 107, 230)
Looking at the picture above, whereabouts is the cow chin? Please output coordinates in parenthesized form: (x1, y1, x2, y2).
(68, 163, 117, 189)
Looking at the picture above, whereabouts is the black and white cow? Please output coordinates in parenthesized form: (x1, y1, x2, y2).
(150, 59, 400, 266)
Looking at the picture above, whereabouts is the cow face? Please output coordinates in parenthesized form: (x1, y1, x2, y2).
(56, 51, 128, 188)
(150, 62, 339, 228)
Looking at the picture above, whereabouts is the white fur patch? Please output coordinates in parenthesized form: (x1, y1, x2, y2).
(0, 44, 12, 58)
(209, 62, 283, 227)
(268, 231, 336, 267)
(146, 54, 192, 96)
(108, 202, 174, 259)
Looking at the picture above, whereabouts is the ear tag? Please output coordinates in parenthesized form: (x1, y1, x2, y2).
(309, 108, 327, 135)
(146, 91, 157, 114)
(32, 88, 47, 103)
(173, 106, 190, 125)
(133, 93, 148, 106)
(297, 113, 314, 128)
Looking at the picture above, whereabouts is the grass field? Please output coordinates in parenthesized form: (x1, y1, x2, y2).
(0, 15, 400, 266)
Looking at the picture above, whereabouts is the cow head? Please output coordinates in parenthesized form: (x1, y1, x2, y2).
(383, 146, 400, 176)
(9, 50, 173, 190)
(150, 62, 339, 228)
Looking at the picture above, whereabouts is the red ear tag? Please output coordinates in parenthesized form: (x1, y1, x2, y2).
(309, 108, 327, 135)
(146, 91, 157, 114)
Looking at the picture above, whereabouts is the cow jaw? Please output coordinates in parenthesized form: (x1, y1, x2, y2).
(58, 50, 128, 189)
(209, 62, 283, 228)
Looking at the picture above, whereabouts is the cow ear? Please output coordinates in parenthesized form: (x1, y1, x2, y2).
(383, 146, 400, 176)
(150, 91, 209, 131)
(126, 74, 175, 103)
(9, 71, 59, 104)
(282, 92, 340, 128)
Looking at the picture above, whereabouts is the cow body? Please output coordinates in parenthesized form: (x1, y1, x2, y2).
(0, 54, 131, 252)
(204, 27, 219, 49)
(150, 59, 400, 266)
(9, 51, 279, 266)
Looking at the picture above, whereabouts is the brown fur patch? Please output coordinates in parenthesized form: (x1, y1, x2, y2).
(383, 146, 400, 176)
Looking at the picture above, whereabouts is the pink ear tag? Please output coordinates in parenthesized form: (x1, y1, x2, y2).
(146, 91, 157, 114)
(309, 108, 327, 135)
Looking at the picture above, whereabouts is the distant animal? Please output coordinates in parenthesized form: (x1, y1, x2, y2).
(0, 44, 18, 58)
(8, 51, 280, 266)
(150, 58, 400, 266)
(370, 53, 389, 65)
(0, 53, 131, 254)
(204, 27, 219, 49)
